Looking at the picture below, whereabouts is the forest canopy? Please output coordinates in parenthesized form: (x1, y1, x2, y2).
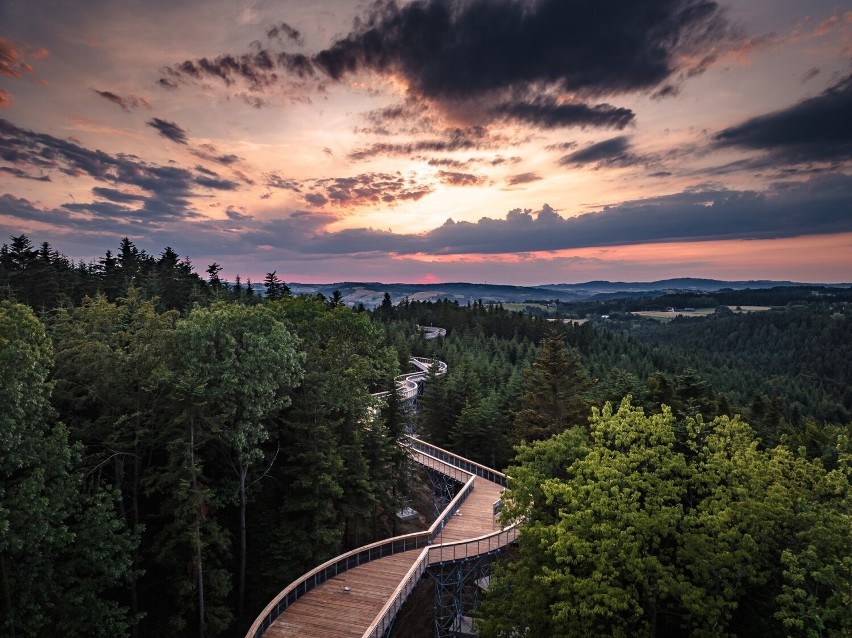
(1, 234, 850, 637)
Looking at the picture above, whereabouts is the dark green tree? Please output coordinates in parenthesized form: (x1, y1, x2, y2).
(263, 271, 289, 300)
(1, 301, 135, 637)
(513, 335, 592, 442)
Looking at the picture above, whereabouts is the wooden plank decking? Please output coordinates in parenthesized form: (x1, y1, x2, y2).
(260, 463, 506, 638)
(263, 550, 423, 638)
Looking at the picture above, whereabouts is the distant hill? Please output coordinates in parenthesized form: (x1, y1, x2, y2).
(272, 279, 849, 308)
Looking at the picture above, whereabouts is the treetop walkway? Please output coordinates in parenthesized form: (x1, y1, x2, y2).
(246, 355, 517, 638)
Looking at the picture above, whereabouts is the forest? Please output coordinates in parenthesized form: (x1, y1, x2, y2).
(1, 234, 850, 637)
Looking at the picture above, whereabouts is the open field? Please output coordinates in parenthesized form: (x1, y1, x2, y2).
(633, 306, 772, 321)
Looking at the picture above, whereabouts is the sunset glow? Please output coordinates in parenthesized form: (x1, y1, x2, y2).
(1, 1, 850, 284)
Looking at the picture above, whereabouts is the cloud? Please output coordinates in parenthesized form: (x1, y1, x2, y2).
(0, 166, 50, 181)
(801, 67, 820, 84)
(295, 174, 852, 256)
(0, 118, 233, 221)
(314, 0, 728, 100)
(265, 172, 303, 192)
(5, 172, 850, 267)
(147, 117, 189, 144)
(560, 136, 640, 168)
(92, 187, 146, 203)
(424, 157, 471, 169)
(545, 141, 577, 152)
(162, 0, 730, 130)
(161, 50, 316, 91)
(194, 174, 241, 191)
(93, 89, 152, 112)
(349, 126, 502, 160)
(267, 21, 304, 45)
(304, 192, 328, 206)
(359, 100, 436, 136)
(507, 172, 542, 186)
(192, 143, 243, 167)
(714, 73, 852, 165)
(0, 38, 25, 79)
(0, 90, 10, 108)
(307, 172, 433, 207)
(492, 95, 634, 129)
(437, 171, 487, 187)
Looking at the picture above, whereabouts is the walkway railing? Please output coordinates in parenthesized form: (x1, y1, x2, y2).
(364, 525, 518, 638)
(246, 452, 474, 638)
(246, 344, 518, 638)
(404, 436, 508, 488)
(373, 357, 447, 402)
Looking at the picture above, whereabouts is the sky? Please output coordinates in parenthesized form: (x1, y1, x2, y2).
(1, 0, 851, 285)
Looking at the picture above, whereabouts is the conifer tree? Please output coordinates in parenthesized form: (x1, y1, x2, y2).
(513, 334, 592, 442)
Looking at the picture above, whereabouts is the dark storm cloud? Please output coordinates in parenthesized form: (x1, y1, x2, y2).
(93, 89, 152, 112)
(307, 172, 433, 207)
(314, 0, 727, 101)
(492, 95, 634, 129)
(560, 136, 641, 169)
(161, 0, 728, 131)
(714, 73, 852, 164)
(147, 118, 189, 145)
(507, 172, 542, 186)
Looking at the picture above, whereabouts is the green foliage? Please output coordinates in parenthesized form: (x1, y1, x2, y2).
(513, 335, 592, 442)
(479, 399, 851, 638)
(1, 301, 135, 637)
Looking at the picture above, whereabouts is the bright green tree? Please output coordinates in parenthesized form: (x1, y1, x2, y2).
(479, 399, 851, 637)
(175, 302, 303, 623)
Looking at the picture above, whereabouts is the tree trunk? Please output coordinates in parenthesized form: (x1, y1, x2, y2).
(130, 440, 140, 638)
(1, 551, 15, 638)
(238, 463, 248, 623)
(190, 420, 206, 638)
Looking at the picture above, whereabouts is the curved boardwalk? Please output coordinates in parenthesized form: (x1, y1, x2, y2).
(247, 434, 516, 638)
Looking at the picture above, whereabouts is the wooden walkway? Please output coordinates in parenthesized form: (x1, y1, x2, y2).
(247, 440, 515, 638)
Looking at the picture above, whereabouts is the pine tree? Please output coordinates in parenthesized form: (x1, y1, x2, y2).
(513, 335, 592, 442)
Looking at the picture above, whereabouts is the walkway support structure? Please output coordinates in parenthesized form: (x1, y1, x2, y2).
(246, 356, 517, 638)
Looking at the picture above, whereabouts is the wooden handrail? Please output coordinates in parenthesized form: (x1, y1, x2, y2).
(245, 444, 475, 638)
(246, 343, 519, 638)
(404, 435, 509, 488)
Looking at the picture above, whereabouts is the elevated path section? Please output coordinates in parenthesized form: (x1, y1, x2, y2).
(247, 436, 517, 638)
